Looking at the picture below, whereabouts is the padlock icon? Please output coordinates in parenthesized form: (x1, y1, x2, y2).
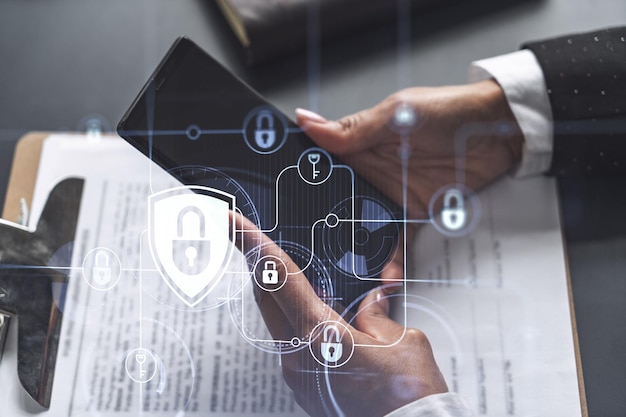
(320, 325, 343, 363)
(172, 206, 211, 275)
(92, 250, 112, 286)
(254, 110, 276, 149)
(441, 188, 466, 231)
(262, 261, 279, 284)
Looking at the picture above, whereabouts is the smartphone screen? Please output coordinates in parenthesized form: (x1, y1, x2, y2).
(118, 37, 402, 314)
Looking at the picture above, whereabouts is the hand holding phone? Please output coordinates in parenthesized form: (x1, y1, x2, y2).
(117, 36, 402, 322)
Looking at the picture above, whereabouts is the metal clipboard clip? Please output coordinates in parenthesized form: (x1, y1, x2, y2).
(0, 178, 83, 409)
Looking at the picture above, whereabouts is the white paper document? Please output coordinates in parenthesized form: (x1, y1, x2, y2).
(403, 177, 581, 416)
(0, 134, 582, 416)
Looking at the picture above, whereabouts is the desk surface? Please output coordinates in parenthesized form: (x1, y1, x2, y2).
(1, 0, 626, 415)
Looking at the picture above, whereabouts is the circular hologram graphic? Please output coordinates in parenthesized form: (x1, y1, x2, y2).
(186, 124, 201, 140)
(325, 213, 339, 228)
(322, 196, 399, 279)
(76, 319, 197, 415)
(318, 292, 465, 416)
(387, 103, 420, 134)
(228, 240, 333, 354)
(252, 255, 288, 292)
(81, 247, 122, 291)
(308, 320, 355, 368)
(242, 106, 289, 155)
(50, 243, 132, 322)
(394, 104, 417, 127)
(428, 184, 481, 238)
(297, 148, 334, 185)
(125, 347, 158, 384)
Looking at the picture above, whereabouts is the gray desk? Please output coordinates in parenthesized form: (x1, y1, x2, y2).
(1, 0, 625, 415)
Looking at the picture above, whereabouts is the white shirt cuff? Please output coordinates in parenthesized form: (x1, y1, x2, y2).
(468, 50, 554, 177)
(384, 393, 475, 417)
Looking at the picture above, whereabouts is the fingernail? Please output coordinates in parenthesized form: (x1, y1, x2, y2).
(376, 289, 390, 315)
(295, 108, 328, 124)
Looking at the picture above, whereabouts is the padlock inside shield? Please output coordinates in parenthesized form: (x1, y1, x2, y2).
(172, 239, 210, 275)
(173, 207, 211, 275)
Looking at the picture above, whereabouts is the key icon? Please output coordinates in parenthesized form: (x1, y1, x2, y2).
(308, 153, 321, 179)
(125, 348, 157, 384)
(135, 353, 147, 379)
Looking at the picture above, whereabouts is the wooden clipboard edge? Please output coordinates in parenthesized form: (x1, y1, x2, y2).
(2, 132, 49, 222)
(557, 181, 588, 417)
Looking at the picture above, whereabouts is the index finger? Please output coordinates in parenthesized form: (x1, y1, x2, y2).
(232, 211, 342, 335)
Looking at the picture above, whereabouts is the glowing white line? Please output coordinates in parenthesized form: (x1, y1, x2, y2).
(258, 165, 297, 233)
(287, 218, 325, 276)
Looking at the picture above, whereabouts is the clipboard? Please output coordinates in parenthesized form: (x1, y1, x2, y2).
(1, 132, 589, 416)
(0, 132, 85, 409)
(2, 132, 48, 222)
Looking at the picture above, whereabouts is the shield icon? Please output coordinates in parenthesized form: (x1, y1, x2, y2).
(149, 186, 235, 307)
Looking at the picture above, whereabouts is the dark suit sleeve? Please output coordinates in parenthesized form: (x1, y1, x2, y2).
(523, 27, 626, 176)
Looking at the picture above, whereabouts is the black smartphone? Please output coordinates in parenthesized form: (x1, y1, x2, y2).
(117, 37, 402, 313)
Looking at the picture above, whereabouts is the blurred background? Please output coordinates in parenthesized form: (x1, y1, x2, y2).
(1, 0, 625, 415)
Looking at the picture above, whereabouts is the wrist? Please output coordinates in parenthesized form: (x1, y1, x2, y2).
(472, 79, 525, 165)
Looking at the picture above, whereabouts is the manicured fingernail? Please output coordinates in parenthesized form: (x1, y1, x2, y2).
(295, 108, 328, 124)
(376, 289, 390, 315)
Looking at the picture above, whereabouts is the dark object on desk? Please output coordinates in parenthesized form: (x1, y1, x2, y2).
(0, 178, 83, 409)
(214, 0, 445, 65)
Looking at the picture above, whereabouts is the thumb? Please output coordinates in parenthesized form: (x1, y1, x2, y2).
(295, 107, 386, 155)
(354, 288, 404, 343)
